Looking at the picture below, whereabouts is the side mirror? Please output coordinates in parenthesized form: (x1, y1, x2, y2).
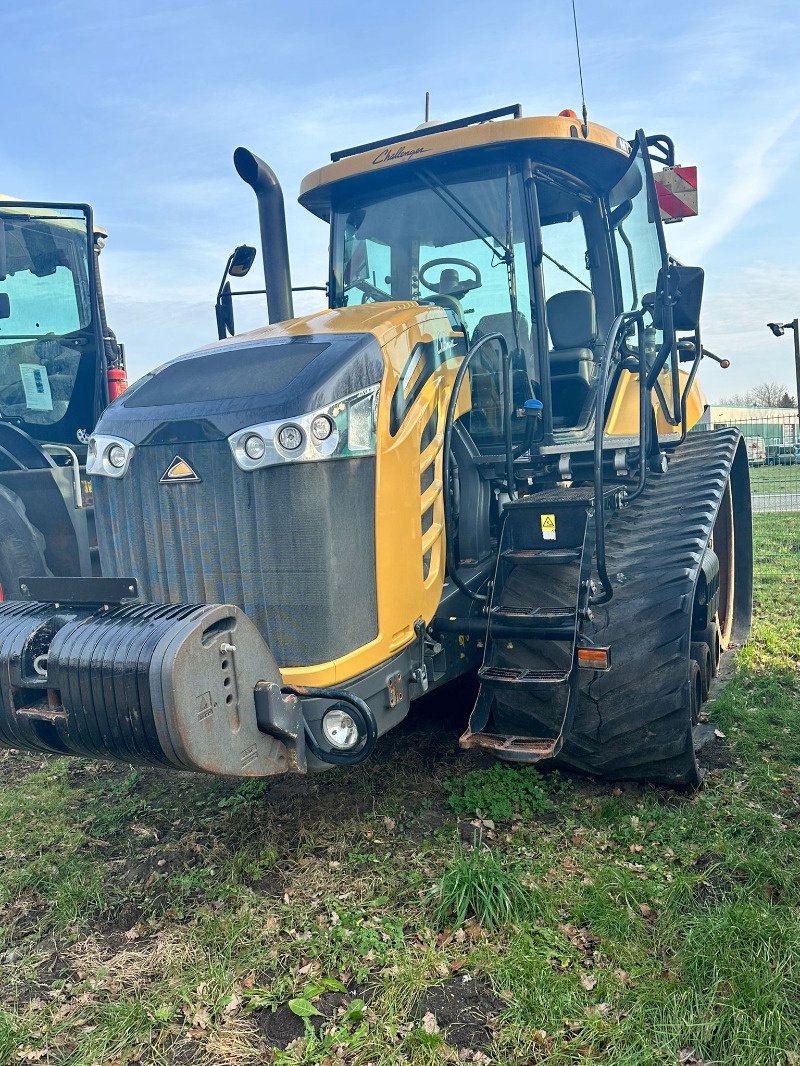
(229, 244, 256, 279)
(215, 281, 235, 339)
(653, 264, 704, 332)
(0, 293, 9, 320)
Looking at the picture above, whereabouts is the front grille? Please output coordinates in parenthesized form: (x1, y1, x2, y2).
(94, 443, 377, 668)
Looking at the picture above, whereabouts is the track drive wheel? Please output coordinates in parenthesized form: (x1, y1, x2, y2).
(711, 475, 736, 651)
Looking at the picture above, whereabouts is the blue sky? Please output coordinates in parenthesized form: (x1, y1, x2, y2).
(2, 0, 799, 401)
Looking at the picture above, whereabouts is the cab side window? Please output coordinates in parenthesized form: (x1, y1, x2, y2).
(610, 155, 665, 365)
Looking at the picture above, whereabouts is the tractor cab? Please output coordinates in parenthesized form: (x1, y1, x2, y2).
(298, 106, 695, 461)
(0, 199, 124, 453)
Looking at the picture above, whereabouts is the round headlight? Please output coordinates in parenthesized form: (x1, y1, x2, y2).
(277, 424, 304, 451)
(107, 443, 126, 470)
(243, 433, 266, 461)
(321, 706, 360, 750)
(311, 415, 333, 442)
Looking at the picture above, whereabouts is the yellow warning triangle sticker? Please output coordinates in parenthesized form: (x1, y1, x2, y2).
(541, 513, 556, 540)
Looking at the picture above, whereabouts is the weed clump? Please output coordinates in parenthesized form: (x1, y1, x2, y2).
(443, 764, 570, 822)
(435, 844, 527, 930)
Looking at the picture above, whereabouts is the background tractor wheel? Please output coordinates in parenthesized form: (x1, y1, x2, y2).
(0, 486, 49, 602)
(691, 640, 712, 703)
(688, 659, 703, 727)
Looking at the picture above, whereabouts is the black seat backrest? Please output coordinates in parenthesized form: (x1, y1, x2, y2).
(546, 290, 597, 365)
(472, 312, 531, 355)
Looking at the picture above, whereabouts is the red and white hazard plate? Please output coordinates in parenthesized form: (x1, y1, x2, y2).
(654, 166, 698, 222)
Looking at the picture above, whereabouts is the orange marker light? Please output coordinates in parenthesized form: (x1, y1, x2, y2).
(577, 647, 611, 671)
(559, 109, 579, 119)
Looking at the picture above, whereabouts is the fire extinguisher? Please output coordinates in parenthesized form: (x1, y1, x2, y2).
(107, 366, 128, 402)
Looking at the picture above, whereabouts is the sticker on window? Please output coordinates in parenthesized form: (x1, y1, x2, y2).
(19, 364, 54, 412)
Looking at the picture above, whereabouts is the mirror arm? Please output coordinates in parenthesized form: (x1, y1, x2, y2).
(216, 252, 235, 306)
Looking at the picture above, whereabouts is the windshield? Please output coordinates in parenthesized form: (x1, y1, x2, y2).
(332, 162, 533, 356)
(331, 162, 536, 446)
(0, 204, 93, 427)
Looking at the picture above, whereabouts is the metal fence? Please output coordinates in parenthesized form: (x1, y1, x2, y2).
(694, 410, 799, 584)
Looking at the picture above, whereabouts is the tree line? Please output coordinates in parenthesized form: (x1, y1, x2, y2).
(717, 381, 797, 408)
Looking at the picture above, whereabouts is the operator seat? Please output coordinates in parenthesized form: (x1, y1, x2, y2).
(546, 290, 598, 427)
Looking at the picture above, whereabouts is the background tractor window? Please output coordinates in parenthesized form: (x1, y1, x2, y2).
(0, 207, 92, 425)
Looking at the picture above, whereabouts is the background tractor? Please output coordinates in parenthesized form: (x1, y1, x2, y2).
(0, 105, 751, 787)
(0, 197, 126, 598)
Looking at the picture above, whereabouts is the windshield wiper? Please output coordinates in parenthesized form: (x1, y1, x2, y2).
(542, 250, 591, 292)
(418, 170, 511, 263)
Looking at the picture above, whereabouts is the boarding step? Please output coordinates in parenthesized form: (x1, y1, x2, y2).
(490, 604, 575, 629)
(478, 665, 569, 684)
(501, 548, 581, 565)
(508, 484, 621, 509)
(459, 730, 563, 759)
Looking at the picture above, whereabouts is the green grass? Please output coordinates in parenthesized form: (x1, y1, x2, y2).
(435, 842, 528, 931)
(748, 461, 800, 494)
(0, 513, 797, 1064)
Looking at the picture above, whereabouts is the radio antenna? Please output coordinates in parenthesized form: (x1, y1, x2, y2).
(425, 91, 430, 123)
(570, 0, 589, 138)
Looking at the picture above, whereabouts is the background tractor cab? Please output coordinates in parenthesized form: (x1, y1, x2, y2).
(0, 198, 126, 596)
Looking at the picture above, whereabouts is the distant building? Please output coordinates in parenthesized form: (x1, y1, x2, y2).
(695, 405, 798, 445)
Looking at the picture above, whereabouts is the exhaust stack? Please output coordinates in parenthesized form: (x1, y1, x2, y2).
(233, 147, 294, 324)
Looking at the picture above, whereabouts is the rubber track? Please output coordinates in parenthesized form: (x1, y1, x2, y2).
(554, 428, 743, 786)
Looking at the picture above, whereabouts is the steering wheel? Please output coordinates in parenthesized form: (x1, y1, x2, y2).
(419, 258, 482, 300)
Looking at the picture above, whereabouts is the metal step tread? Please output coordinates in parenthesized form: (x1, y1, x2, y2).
(507, 485, 619, 507)
(502, 548, 581, 564)
(460, 731, 561, 757)
(491, 605, 574, 622)
(479, 665, 570, 684)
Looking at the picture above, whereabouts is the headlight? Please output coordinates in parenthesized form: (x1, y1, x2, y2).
(276, 424, 304, 452)
(228, 385, 379, 471)
(107, 444, 127, 469)
(243, 433, 266, 461)
(86, 435, 136, 478)
(311, 414, 333, 442)
(321, 706, 360, 750)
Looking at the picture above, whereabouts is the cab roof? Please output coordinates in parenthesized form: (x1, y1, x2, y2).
(298, 105, 632, 220)
(0, 193, 107, 238)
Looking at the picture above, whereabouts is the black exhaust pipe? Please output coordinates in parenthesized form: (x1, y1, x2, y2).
(233, 147, 294, 324)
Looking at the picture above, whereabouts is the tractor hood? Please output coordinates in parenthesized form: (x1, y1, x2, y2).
(96, 330, 385, 446)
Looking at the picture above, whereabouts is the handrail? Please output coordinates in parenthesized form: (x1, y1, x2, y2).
(623, 316, 650, 504)
(442, 332, 511, 605)
(591, 311, 643, 605)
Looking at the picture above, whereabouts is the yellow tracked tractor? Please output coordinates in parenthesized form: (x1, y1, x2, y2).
(0, 105, 751, 787)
